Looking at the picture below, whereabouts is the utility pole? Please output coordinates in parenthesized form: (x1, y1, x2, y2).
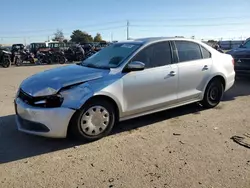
(111, 32, 113, 42)
(24, 37, 26, 46)
(48, 36, 50, 42)
(127, 20, 130, 40)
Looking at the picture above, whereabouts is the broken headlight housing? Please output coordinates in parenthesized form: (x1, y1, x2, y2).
(33, 94, 64, 108)
(18, 89, 64, 108)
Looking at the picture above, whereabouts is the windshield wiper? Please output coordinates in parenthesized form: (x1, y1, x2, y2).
(81, 63, 109, 69)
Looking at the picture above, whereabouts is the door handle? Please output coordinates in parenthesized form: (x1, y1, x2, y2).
(203, 65, 209, 70)
(169, 71, 176, 76)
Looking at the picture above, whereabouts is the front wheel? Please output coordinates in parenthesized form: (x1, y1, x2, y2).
(68, 100, 116, 141)
(201, 79, 224, 108)
(2, 58, 11, 68)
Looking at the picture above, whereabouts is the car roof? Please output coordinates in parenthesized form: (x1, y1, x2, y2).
(117, 37, 201, 45)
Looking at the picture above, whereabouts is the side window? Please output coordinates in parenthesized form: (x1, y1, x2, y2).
(131, 42, 172, 69)
(175, 41, 202, 62)
(201, 46, 211, 59)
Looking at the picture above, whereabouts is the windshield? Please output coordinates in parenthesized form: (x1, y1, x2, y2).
(81, 43, 141, 69)
(241, 40, 250, 48)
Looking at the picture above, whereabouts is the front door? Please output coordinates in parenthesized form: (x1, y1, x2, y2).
(122, 41, 178, 117)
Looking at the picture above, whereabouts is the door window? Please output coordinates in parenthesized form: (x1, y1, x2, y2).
(175, 41, 202, 62)
(201, 46, 211, 59)
(131, 42, 172, 68)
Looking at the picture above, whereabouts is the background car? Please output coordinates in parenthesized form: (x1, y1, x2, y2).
(227, 39, 250, 77)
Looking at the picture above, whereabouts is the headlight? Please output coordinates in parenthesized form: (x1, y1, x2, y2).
(33, 94, 64, 108)
(17, 89, 64, 108)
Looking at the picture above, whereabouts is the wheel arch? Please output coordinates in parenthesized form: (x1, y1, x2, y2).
(202, 74, 226, 98)
(67, 94, 120, 139)
(208, 75, 226, 90)
(83, 95, 120, 121)
(68, 93, 121, 126)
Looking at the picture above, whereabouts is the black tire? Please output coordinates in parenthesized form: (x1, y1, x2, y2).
(2, 58, 11, 68)
(68, 99, 116, 141)
(201, 79, 224, 108)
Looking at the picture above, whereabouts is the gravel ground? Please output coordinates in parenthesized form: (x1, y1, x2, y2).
(0, 65, 250, 188)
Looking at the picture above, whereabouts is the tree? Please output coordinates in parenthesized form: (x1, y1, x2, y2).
(70, 30, 93, 44)
(94, 33, 102, 42)
(53, 29, 64, 42)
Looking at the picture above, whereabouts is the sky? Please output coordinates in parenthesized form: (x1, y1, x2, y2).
(1, 0, 250, 44)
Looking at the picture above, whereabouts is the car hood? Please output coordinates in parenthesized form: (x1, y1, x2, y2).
(227, 48, 250, 58)
(20, 64, 110, 97)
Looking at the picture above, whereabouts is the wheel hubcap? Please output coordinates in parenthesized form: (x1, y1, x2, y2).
(80, 106, 110, 136)
(209, 87, 220, 101)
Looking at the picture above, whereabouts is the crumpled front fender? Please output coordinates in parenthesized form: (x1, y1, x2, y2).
(60, 82, 94, 110)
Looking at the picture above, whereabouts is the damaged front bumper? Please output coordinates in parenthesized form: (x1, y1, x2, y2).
(15, 97, 75, 138)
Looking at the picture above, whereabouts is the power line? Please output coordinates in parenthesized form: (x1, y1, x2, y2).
(87, 25, 125, 32)
(0, 20, 126, 34)
(0, 25, 126, 39)
(131, 15, 250, 22)
(3, 15, 249, 34)
(130, 22, 249, 27)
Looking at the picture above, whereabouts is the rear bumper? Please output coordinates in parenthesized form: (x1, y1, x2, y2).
(225, 71, 235, 91)
(15, 97, 75, 138)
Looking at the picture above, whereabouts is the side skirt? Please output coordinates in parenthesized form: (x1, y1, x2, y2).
(119, 98, 201, 122)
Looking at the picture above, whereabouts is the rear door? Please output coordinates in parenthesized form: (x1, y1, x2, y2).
(174, 41, 213, 102)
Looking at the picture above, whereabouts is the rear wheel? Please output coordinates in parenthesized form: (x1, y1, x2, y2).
(68, 100, 116, 141)
(201, 79, 224, 108)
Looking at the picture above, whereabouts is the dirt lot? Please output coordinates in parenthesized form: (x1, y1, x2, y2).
(0, 65, 250, 188)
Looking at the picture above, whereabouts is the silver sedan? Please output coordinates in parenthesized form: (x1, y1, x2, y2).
(15, 37, 235, 141)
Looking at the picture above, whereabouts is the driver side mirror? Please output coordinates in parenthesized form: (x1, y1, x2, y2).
(124, 61, 145, 72)
(239, 44, 243, 48)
